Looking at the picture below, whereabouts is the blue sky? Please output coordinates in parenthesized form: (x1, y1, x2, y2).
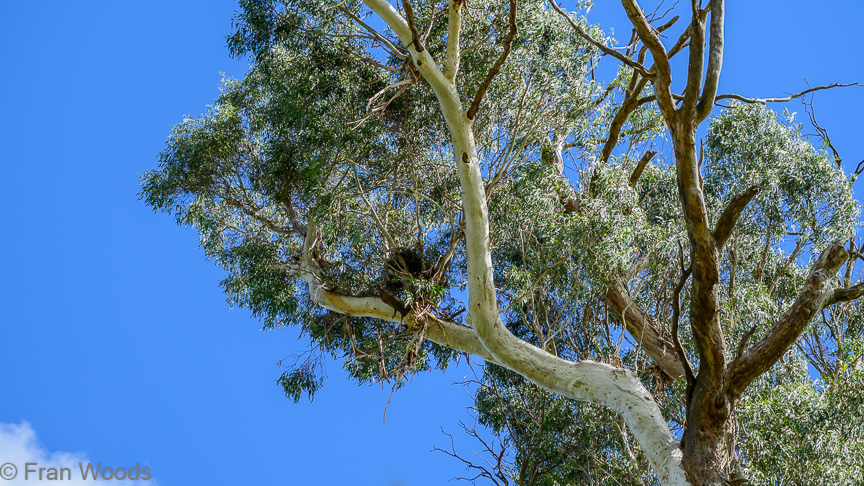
(1, 1, 862, 485)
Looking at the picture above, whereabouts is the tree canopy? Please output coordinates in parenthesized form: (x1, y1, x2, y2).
(142, 0, 864, 484)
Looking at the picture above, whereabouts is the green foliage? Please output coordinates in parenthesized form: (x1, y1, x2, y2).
(278, 364, 323, 403)
(737, 355, 864, 485)
(469, 364, 652, 486)
(705, 103, 859, 246)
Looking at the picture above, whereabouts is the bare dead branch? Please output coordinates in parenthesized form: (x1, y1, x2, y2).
(601, 78, 650, 162)
(715, 82, 863, 105)
(599, 25, 692, 162)
(855, 160, 864, 179)
(620, 0, 677, 120)
(655, 14, 681, 33)
(668, 24, 692, 58)
(802, 94, 842, 168)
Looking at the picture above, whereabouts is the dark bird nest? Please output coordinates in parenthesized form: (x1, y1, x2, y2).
(382, 247, 432, 293)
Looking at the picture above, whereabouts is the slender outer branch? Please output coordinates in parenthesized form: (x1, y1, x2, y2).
(401, 0, 424, 52)
(466, 0, 517, 120)
(715, 82, 862, 105)
(672, 266, 695, 390)
(599, 25, 690, 164)
(550, 1, 652, 78)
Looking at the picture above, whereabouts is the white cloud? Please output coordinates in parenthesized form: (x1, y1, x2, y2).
(0, 422, 157, 485)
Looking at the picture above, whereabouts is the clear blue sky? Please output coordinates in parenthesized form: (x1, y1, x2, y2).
(1, 1, 862, 485)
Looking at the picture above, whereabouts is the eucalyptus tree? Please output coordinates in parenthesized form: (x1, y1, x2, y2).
(141, 0, 864, 484)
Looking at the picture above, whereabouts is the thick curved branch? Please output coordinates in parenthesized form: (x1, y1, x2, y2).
(467, 0, 517, 120)
(361, 4, 689, 480)
(712, 185, 760, 252)
(629, 150, 656, 187)
(826, 281, 864, 306)
(606, 281, 686, 379)
(729, 243, 848, 395)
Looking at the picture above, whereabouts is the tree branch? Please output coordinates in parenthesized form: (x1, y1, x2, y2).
(620, 0, 676, 121)
(672, 265, 695, 390)
(826, 281, 864, 306)
(443, 0, 462, 80)
(629, 150, 656, 187)
(401, 0, 424, 52)
(802, 94, 842, 168)
(695, 0, 725, 122)
(466, 0, 517, 120)
(718, 324, 756, 405)
(712, 185, 761, 252)
(729, 243, 849, 395)
(600, 77, 649, 163)
(363, 0, 411, 44)
(550, 1, 653, 78)
(599, 24, 691, 163)
(363, 0, 450, 94)
(715, 82, 863, 105)
(605, 279, 686, 379)
(679, 3, 706, 119)
(359, 4, 689, 479)
(293, 220, 494, 360)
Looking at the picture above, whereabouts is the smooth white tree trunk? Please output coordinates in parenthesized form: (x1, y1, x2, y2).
(297, 2, 694, 483)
